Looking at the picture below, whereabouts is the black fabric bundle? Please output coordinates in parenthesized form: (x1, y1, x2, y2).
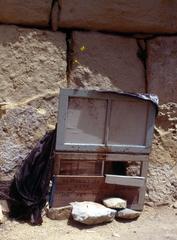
(9, 128, 56, 225)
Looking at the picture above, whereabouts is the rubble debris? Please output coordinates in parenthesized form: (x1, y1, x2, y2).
(70, 201, 116, 225)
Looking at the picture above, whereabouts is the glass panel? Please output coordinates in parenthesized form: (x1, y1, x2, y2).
(65, 97, 107, 144)
(108, 98, 149, 146)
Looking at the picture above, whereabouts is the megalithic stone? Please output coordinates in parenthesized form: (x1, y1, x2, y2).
(0, 0, 53, 27)
(57, 0, 177, 34)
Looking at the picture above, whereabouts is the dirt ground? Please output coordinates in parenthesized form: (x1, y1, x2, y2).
(0, 206, 177, 240)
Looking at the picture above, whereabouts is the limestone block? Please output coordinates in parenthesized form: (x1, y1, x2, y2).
(103, 198, 127, 209)
(70, 201, 116, 225)
(147, 37, 177, 103)
(69, 31, 145, 92)
(58, 0, 177, 33)
(0, 25, 67, 103)
(0, 25, 67, 180)
(0, 0, 52, 26)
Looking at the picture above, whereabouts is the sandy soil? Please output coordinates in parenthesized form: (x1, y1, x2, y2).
(0, 206, 177, 240)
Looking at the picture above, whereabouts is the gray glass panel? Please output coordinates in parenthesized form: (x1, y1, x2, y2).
(65, 97, 107, 144)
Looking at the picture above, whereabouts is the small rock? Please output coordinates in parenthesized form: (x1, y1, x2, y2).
(46, 206, 72, 220)
(145, 201, 154, 207)
(71, 201, 116, 225)
(0, 205, 5, 224)
(112, 233, 120, 238)
(172, 202, 177, 209)
(116, 208, 141, 220)
(0, 200, 9, 214)
(86, 230, 96, 233)
(103, 198, 127, 209)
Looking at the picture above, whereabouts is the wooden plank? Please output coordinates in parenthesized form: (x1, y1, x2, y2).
(50, 176, 140, 209)
(145, 104, 156, 148)
(54, 152, 149, 162)
(138, 161, 149, 209)
(54, 159, 103, 175)
(56, 91, 69, 150)
(105, 175, 145, 187)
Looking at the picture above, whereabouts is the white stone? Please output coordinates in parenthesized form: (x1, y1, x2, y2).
(70, 201, 116, 225)
(172, 202, 177, 209)
(0, 200, 9, 214)
(0, 205, 5, 224)
(103, 198, 127, 209)
(116, 208, 141, 220)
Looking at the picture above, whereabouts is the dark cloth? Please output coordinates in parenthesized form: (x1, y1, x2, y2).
(9, 128, 56, 225)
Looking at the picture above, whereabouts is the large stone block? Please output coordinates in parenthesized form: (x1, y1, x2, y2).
(0, 25, 66, 103)
(69, 32, 145, 92)
(58, 0, 177, 34)
(147, 37, 177, 103)
(0, 97, 59, 180)
(0, 25, 67, 180)
(0, 0, 52, 26)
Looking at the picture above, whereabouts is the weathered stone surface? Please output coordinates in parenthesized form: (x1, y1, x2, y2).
(69, 31, 145, 92)
(116, 208, 141, 220)
(147, 37, 177, 103)
(145, 102, 177, 205)
(58, 0, 177, 33)
(71, 201, 116, 225)
(0, 0, 52, 27)
(0, 25, 67, 180)
(147, 163, 177, 204)
(150, 103, 177, 167)
(0, 97, 58, 180)
(0, 25, 66, 103)
(103, 198, 127, 209)
(46, 206, 72, 220)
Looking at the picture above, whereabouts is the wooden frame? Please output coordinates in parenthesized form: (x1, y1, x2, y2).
(56, 89, 156, 154)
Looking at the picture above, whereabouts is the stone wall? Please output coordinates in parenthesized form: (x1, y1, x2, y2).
(0, 25, 67, 180)
(0, 1, 177, 206)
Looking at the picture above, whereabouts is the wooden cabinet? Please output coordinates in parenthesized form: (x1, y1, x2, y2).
(51, 89, 158, 210)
